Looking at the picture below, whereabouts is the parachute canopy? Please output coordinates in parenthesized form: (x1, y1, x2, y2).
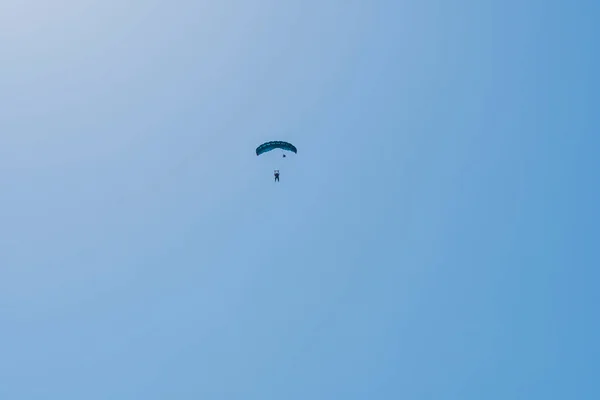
(256, 141, 297, 156)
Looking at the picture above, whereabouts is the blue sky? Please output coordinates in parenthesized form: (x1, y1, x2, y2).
(1, 1, 599, 398)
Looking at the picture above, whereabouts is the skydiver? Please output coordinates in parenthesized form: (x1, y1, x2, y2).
(274, 170, 280, 182)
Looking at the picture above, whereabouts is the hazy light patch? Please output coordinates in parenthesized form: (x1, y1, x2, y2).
(0, 1, 272, 171)
(0, 0, 91, 39)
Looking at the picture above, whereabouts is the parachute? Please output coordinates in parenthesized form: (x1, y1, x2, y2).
(256, 141, 296, 182)
(256, 141, 297, 156)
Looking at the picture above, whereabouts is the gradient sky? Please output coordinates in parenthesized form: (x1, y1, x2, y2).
(1, 1, 599, 399)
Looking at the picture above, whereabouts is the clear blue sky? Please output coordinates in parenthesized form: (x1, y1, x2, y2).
(1, 1, 599, 398)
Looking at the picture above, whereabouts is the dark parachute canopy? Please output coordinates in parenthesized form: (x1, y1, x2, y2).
(256, 141, 297, 156)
